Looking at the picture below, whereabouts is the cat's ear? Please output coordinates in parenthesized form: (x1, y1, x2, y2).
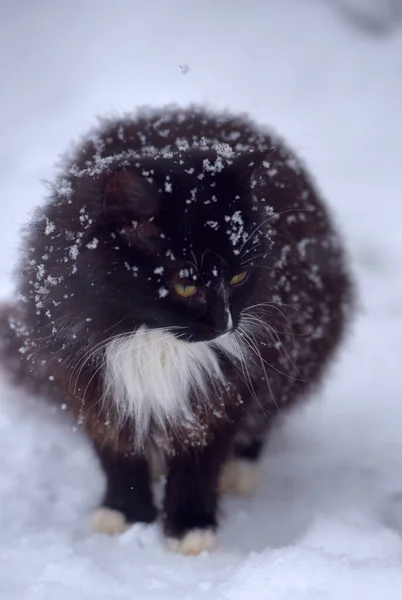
(103, 168, 160, 217)
(245, 150, 285, 213)
(244, 151, 270, 192)
(248, 147, 301, 195)
(103, 168, 161, 251)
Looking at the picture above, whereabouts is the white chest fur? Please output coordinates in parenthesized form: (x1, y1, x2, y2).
(103, 327, 239, 446)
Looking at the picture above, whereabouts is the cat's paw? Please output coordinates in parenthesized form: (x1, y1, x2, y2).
(166, 529, 217, 556)
(91, 507, 131, 535)
(219, 458, 259, 495)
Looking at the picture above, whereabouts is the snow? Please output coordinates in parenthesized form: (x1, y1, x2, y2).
(86, 238, 99, 250)
(1, 0, 402, 598)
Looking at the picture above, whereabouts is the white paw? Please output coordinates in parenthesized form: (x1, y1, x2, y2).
(91, 507, 131, 536)
(219, 458, 259, 495)
(166, 529, 217, 556)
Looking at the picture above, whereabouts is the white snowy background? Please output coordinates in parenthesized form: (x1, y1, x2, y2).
(1, 1, 402, 598)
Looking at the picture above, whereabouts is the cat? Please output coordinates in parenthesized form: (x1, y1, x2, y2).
(0, 105, 354, 555)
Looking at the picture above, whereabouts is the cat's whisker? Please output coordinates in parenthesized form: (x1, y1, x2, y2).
(189, 250, 199, 272)
(230, 333, 267, 417)
(239, 245, 263, 263)
(239, 321, 303, 385)
(238, 220, 272, 256)
(240, 314, 304, 382)
(244, 299, 317, 330)
(240, 252, 269, 267)
(241, 313, 282, 338)
(237, 325, 281, 414)
(239, 207, 313, 258)
(241, 311, 291, 349)
(241, 242, 262, 257)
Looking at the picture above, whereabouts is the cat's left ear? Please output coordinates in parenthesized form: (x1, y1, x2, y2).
(103, 168, 160, 217)
(247, 147, 303, 197)
(241, 151, 272, 194)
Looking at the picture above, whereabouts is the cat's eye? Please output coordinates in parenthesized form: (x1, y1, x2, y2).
(174, 283, 198, 298)
(230, 271, 248, 286)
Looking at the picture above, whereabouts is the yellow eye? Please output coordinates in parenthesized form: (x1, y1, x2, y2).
(230, 271, 248, 286)
(174, 283, 198, 298)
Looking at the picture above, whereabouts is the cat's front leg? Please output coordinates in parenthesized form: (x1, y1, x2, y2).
(219, 438, 264, 496)
(219, 395, 271, 496)
(163, 435, 230, 555)
(92, 443, 157, 535)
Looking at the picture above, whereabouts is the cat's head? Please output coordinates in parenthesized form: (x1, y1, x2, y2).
(71, 147, 274, 344)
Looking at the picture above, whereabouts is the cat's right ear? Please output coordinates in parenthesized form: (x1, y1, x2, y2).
(103, 168, 160, 218)
(103, 168, 161, 251)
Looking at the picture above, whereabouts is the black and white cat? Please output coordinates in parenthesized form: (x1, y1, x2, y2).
(0, 105, 353, 555)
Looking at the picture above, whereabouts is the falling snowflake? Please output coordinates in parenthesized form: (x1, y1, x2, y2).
(179, 63, 190, 74)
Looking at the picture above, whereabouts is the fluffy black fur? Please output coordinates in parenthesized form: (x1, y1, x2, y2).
(0, 105, 354, 548)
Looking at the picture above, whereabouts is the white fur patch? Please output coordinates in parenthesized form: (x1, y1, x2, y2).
(166, 529, 217, 555)
(149, 445, 167, 481)
(92, 507, 130, 535)
(103, 327, 241, 447)
(219, 458, 260, 495)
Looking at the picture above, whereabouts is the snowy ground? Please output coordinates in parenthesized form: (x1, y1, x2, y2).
(1, 1, 402, 598)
